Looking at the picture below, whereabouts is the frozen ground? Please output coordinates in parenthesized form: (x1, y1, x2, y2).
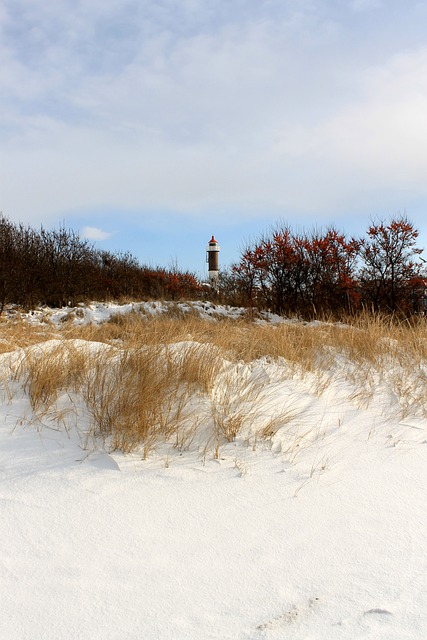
(1, 303, 426, 639)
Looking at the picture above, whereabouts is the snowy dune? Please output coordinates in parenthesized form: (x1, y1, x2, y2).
(1, 302, 426, 639)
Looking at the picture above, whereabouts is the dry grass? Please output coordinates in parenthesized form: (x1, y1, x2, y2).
(2, 306, 427, 456)
(10, 341, 90, 414)
(0, 316, 60, 353)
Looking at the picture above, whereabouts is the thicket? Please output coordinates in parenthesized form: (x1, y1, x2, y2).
(0, 214, 201, 311)
(221, 216, 426, 318)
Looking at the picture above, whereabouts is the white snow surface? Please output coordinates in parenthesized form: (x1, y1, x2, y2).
(1, 302, 426, 639)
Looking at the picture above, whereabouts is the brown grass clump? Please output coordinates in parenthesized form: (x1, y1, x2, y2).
(10, 340, 91, 413)
(82, 342, 224, 454)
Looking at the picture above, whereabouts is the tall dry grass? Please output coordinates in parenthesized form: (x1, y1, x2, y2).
(2, 306, 427, 456)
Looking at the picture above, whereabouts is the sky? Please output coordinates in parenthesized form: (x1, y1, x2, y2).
(1, 0, 427, 278)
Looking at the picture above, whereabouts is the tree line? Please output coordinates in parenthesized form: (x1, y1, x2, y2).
(0, 214, 201, 312)
(220, 216, 427, 317)
(1, 213, 425, 318)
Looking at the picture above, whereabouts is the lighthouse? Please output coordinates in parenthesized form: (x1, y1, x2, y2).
(206, 235, 220, 290)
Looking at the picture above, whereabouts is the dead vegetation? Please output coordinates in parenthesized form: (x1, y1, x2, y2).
(2, 305, 427, 456)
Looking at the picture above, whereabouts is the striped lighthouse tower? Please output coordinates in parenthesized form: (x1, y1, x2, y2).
(206, 235, 220, 290)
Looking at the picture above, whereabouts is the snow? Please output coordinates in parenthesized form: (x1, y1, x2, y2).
(13, 300, 300, 327)
(1, 303, 426, 639)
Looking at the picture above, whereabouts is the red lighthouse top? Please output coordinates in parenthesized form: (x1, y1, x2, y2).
(209, 235, 218, 243)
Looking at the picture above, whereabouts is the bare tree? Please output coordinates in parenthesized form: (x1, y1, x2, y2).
(359, 216, 423, 313)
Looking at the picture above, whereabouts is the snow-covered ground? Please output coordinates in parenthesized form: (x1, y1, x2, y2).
(1, 303, 426, 639)
(13, 299, 288, 326)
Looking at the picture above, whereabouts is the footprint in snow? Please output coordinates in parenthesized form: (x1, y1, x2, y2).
(255, 597, 319, 633)
(333, 606, 393, 629)
(364, 608, 393, 616)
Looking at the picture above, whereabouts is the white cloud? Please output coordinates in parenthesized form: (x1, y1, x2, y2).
(81, 226, 113, 241)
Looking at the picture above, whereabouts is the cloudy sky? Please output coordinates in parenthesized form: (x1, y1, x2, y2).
(1, 0, 427, 276)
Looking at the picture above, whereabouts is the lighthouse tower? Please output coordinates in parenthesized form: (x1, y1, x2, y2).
(206, 235, 220, 290)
